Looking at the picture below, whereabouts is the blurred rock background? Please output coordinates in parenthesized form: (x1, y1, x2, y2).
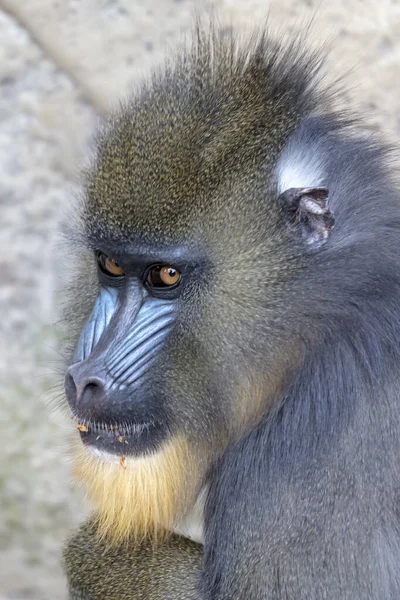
(0, 0, 399, 598)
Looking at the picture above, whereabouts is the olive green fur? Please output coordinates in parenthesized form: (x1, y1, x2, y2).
(61, 28, 327, 465)
(84, 28, 323, 247)
(65, 520, 202, 600)
(68, 29, 327, 412)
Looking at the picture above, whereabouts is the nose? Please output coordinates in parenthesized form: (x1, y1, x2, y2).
(64, 362, 109, 414)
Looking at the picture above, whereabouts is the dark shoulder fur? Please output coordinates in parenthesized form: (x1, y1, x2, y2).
(205, 111, 400, 598)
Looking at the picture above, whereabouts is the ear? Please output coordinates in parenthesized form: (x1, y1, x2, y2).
(279, 187, 334, 247)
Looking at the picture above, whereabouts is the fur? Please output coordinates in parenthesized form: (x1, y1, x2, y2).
(61, 24, 400, 600)
(72, 435, 206, 545)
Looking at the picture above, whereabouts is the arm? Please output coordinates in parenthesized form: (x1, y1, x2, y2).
(64, 519, 204, 600)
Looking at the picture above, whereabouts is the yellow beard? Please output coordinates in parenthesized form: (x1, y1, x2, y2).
(71, 435, 204, 546)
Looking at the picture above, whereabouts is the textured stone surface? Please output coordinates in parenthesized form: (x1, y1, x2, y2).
(0, 1, 399, 598)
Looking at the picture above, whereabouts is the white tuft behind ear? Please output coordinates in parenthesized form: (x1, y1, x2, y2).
(276, 143, 324, 194)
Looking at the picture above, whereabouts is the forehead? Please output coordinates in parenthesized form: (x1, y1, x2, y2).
(82, 37, 306, 248)
(85, 108, 270, 245)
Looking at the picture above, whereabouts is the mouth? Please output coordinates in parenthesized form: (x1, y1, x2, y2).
(72, 416, 166, 456)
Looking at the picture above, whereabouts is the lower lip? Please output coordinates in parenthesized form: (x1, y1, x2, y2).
(76, 421, 165, 456)
(84, 445, 126, 463)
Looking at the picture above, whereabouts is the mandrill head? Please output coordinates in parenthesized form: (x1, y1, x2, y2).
(62, 28, 333, 544)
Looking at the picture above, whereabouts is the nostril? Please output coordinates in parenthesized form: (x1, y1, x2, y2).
(81, 378, 106, 396)
(80, 381, 104, 405)
(65, 364, 108, 411)
(85, 382, 98, 392)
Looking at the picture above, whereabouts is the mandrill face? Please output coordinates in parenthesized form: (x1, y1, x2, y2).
(64, 120, 295, 458)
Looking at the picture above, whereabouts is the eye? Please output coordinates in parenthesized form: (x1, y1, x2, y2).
(146, 265, 181, 289)
(97, 252, 125, 277)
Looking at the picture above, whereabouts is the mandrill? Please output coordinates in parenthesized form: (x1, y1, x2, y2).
(61, 25, 400, 600)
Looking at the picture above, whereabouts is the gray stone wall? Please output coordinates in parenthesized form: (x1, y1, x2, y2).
(1, 1, 399, 598)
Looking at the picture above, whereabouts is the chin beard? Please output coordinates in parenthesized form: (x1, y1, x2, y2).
(71, 434, 207, 546)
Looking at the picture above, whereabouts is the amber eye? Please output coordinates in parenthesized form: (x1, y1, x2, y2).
(146, 265, 181, 289)
(97, 253, 125, 277)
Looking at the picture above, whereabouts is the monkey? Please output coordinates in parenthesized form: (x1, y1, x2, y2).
(61, 25, 400, 600)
